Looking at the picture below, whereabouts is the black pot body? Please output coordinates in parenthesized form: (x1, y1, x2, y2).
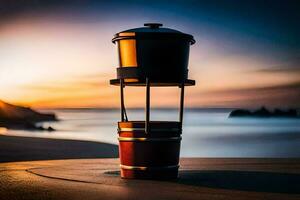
(116, 33, 191, 84)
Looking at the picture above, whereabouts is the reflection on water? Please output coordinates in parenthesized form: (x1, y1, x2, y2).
(5, 109, 300, 157)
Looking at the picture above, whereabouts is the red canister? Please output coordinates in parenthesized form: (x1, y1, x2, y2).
(118, 121, 181, 179)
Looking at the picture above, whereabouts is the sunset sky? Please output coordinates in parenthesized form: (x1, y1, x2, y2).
(0, 0, 299, 108)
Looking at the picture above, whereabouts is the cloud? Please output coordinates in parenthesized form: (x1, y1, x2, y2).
(255, 65, 300, 74)
(253, 54, 300, 74)
(221, 81, 300, 93)
(256, 67, 300, 73)
(189, 81, 300, 108)
(24, 78, 108, 89)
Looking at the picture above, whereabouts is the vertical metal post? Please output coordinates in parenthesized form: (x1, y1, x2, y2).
(179, 81, 185, 126)
(145, 78, 150, 133)
(120, 79, 124, 122)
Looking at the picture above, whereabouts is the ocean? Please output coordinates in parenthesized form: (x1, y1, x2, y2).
(5, 109, 300, 157)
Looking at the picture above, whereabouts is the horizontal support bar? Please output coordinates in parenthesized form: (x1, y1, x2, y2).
(110, 79, 196, 87)
(118, 136, 182, 142)
(118, 127, 181, 132)
(120, 164, 179, 171)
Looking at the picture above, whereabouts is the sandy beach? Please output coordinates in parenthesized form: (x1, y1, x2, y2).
(0, 135, 118, 163)
(1, 158, 299, 200)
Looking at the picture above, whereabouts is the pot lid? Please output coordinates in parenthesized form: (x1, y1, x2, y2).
(113, 23, 195, 44)
(122, 23, 182, 33)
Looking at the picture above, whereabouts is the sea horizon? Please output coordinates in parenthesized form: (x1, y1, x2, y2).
(4, 108, 300, 158)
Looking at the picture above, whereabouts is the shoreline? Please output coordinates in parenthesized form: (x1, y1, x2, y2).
(0, 134, 118, 163)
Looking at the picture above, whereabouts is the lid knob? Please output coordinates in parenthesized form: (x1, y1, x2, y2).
(144, 23, 163, 29)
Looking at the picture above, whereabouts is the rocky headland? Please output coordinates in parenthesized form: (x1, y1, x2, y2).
(0, 100, 57, 131)
(229, 106, 299, 118)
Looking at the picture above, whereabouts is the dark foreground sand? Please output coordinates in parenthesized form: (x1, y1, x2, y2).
(0, 135, 118, 162)
(1, 158, 299, 200)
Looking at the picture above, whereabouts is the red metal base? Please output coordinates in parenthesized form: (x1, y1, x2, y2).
(118, 121, 182, 180)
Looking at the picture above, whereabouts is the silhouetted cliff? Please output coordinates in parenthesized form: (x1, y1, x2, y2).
(229, 106, 299, 118)
(0, 100, 57, 131)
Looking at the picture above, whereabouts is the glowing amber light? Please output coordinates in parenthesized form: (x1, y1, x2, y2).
(118, 39, 137, 67)
(124, 78, 139, 82)
(119, 32, 136, 37)
(0, 127, 7, 134)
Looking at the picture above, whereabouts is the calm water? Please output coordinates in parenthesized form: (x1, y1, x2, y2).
(6, 109, 300, 157)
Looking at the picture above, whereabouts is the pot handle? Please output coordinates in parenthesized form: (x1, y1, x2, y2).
(144, 23, 163, 29)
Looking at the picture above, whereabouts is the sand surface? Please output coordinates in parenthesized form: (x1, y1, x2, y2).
(0, 135, 118, 162)
(0, 158, 299, 200)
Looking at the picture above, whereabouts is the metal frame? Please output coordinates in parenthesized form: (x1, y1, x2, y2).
(145, 78, 150, 133)
(120, 79, 128, 122)
(179, 81, 185, 126)
(119, 78, 185, 132)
